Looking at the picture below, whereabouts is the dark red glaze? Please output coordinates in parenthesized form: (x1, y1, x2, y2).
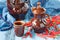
(7, 0, 29, 20)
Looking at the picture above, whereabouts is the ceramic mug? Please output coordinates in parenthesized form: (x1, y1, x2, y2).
(14, 21, 25, 37)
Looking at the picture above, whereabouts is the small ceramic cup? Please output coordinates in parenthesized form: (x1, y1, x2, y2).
(14, 21, 25, 37)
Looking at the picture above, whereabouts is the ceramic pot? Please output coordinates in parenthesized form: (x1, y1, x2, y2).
(7, 0, 29, 20)
(14, 21, 25, 37)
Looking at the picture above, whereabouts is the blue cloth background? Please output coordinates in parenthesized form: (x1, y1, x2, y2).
(0, 0, 60, 40)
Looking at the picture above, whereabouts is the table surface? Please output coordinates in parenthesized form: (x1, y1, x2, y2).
(0, 28, 60, 40)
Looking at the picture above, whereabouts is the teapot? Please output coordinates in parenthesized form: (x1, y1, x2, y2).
(31, 2, 51, 33)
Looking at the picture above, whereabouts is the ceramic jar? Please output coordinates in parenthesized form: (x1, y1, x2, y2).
(14, 21, 25, 37)
(7, 0, 29, 20)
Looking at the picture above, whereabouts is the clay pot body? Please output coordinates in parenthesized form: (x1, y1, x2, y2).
(7, 0, 29, 20)
(14, 21, 25, 37)
(32, 19, 46, 33)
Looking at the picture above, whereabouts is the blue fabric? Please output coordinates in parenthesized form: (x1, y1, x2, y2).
(44, 0, 60, 16)
(0, 0, 60, 31)
(0, 0, 15, 31)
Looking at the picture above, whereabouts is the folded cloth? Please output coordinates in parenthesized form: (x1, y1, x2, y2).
(0, 19, 13, 31)
(0, 13, 14, 31)
(0, 0, 15, 31)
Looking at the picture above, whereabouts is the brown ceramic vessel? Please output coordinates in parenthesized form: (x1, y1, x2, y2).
(7, 0, 29, 20)
(14, 21, 25, 37)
